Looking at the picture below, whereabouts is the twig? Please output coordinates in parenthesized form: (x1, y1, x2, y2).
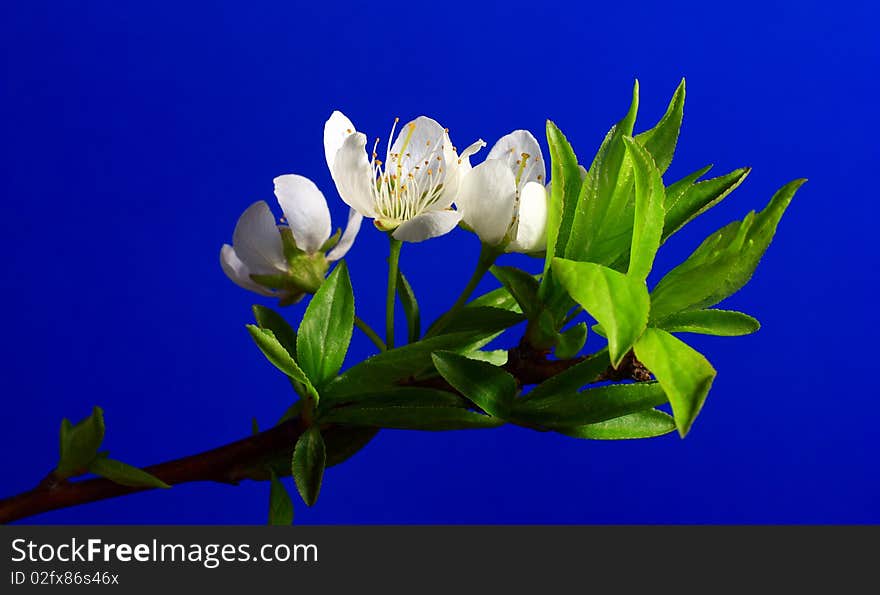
(0, 347, 648, 523)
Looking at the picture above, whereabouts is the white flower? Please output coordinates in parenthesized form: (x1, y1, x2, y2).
(324, 111, 485, 243)
(220, 174, 362, 301)
(455, 130, 549, 254)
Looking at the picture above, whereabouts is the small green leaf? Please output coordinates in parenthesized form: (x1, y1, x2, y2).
(555, 322, 587, 360)
(650, 179, 805, 321)
(397, 270, 421, 343)
(321, 323, 515, 402)
(525, 350, 611, 402)
(56, 406, 105, 478)
(297, 261, 354, 387)
(565, 81, 639, 267)
(552, 259, 649, 368)
(292, 426, 326, 506)
(657, 309, 760, 336)
(622, 136, 665, 280)
(466, 284, 523, 313)
(432, 351, 516, 418)
(253, 305, 296, 357)
(513, 382, 667, 427)
(558, 409, 676, 440)
(88, 456, 170, 489)
(663, 166, 751, 241)
(633, 327, 716, 437)
(320, 405, 503, 431)
(247, 325, 318, 402)
(543, 120, 583, 279)
(634, 78, 685, 174)
(490, 265, 541, 319)
(268, 471, 294, 525)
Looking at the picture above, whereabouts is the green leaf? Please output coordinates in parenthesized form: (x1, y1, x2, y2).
(633, 328, 716, 436)
(555, 322, 587, 360)
(657, 309, 760, 336)
(552, 259, 649, 368)
(291, 426, 326, 506)
(321, 405, 503, 431)
(490, 265, 541, 319)
(463, 349, 508, 366)
(397, 270, 421, 343)
(268, 471, 294, 525)
(56, 406, 105, 478)
(558, 409, 676, 440)
(321, 323, 515, 402)
(88, 456, 170, 489)
(321, 387, 466, 409)
(529, 308, 561, 350)
(296, 262, 354, 387)
(431, 306, 525, 336)
(543, 120, 583, 278)
(247, 325, 318, 402)
(650, 179, 805, 321)
(432, 351, 516, 418)
(622, 136, 665, 280)
(525, 350, 611, 401)
(466, 284, 523, 313)
(634, 78, 685, 174)
(252, 305, 296, 357)
(663, 166, 751, 241)
(513, 382, 667, 428)
(565, 81, 639, 267)
(323, 426, 379, 468)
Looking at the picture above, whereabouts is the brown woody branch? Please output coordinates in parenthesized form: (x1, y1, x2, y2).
(0, 348, 646, 524)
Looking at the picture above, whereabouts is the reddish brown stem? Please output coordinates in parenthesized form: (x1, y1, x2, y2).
(0, 348, 646, 524)
(0, 417, 307, 524)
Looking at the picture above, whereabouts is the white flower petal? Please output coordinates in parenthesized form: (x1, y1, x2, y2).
(332, 132, 378, 218)
(327, 208, 363, 261)
(220, 244, 275, 296)
(392, 209, 462, 243)
(388, 116, 449, 197)
(507, 181, 548, 254)
(232, 201, 286, 274)
(456, 160, 517, 246)
(458, 139, 486, 172)
(324, 111, 356, 173)
(487, 130, 546, 190)
(273, 174, 332, 253)
(442, 138, 486, 208)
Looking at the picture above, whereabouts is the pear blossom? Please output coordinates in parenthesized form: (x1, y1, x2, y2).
(324, 111, 485, 242)
(455, 130, 549, 254)
(220, 174, 362, 303)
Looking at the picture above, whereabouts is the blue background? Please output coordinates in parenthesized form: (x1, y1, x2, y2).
(2, 1, 877, 524)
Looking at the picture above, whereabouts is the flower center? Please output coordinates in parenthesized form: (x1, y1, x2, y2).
(370, 117, 448, 227)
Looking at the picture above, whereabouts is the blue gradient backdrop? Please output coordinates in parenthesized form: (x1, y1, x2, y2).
(2, 1, 878, 523)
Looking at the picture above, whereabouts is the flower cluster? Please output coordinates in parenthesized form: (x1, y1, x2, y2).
(221, 111, 549, 299)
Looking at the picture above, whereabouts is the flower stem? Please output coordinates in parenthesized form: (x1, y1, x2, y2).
(385, 236, 403, 349)
(426, 243, 499, 338)
(355, 315, 386, 352)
